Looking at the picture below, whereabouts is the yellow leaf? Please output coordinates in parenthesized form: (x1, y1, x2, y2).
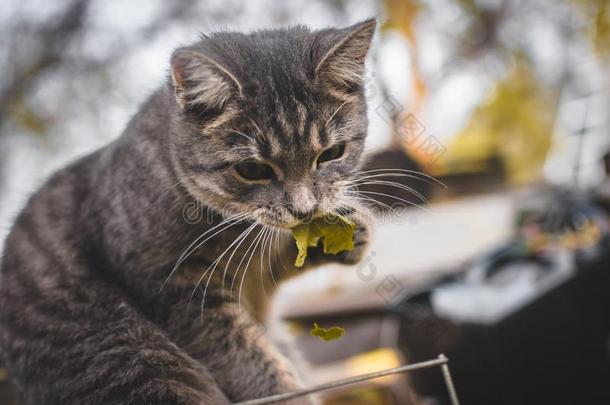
(291, 223, 323, 268)
(310, 323, 345, 341)
(291, 215, 355, 267)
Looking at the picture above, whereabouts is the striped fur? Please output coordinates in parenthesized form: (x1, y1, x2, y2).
(0, 20, 375, 404)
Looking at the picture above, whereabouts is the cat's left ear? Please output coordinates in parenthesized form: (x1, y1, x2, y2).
(170, 48, 242, 111)
(314, 18, 376, 93)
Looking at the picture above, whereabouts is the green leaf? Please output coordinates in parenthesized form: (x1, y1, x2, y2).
(310, 323, 345, 341)
(291, 214, 355, 267)
(292, 223, 323, 267)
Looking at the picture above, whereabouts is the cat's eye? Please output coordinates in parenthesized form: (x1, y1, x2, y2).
(233, 160, 275, 182)
(317, 143, 345, 165)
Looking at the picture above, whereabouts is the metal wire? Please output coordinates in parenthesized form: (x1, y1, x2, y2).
(439, 354, 460, 405)
(233, 354, 460, 405)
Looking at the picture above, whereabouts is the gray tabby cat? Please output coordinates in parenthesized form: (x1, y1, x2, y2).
(0, 19, 376, 404)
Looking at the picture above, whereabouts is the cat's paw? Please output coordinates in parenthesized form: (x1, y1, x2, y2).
(332, 218, 371, 265)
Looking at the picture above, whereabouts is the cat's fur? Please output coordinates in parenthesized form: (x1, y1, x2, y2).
(0, 19, 375, 404)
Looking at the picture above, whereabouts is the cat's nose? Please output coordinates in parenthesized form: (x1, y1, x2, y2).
(287, 185, 318, 220)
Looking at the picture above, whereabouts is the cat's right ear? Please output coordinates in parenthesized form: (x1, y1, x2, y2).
(170, 48, 242, 111)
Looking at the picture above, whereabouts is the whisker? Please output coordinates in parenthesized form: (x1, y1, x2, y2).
(267, 228, 279, 288)
(189, 221, 257, 320)
(354, 172, 431, 181)
(230, 225, 264, 296)
(350, 179, 428, 203)
(331, 203, 352, 218)
(342, 194, 397, 213)
(353, 172, 436, 187)
(161, 213, 248, 291)
(186, 266, 211, 313)
(335, 199, 376, 223)
(146, 175, 200, 208)
(173, 212, 246, 269)
(219, 221, 260, 299)
(354, 168, 447, 188)
(351, 190, 429, 211)
(235, 227, 267, 314)
(273, 225, 289, 275)
(258, 227, 271, 302)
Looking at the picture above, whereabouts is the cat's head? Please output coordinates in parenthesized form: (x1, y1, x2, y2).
(168, 19, 376, 228)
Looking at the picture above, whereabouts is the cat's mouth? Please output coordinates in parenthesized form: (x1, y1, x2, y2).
(252, 201, 347, 230)
(254, 211, 325, 230)
(256, 216, 316, 230)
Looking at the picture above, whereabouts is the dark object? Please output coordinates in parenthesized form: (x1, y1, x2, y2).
(399, 195, 610, 405)
(399, 246, 610, 405)
(435, 155, 506, 198)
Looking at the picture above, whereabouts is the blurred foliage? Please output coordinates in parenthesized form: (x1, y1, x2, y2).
(381, 0, 427, 110)
(573, 0, 610, 57)
(0, 0, 89, 133)
(437, 60, 556, 185)
(381, 0, 421, 42)
(381, 0, 609, 185)
(0, 0, 200, 137)
(452, 0, 505, 58)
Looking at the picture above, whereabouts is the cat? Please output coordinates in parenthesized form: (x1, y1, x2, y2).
(0, 19, 376, 405)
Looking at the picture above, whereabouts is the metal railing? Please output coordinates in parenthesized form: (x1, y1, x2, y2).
(234, 354, 460, 405)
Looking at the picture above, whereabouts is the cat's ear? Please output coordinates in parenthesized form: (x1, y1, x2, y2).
(170, 48, 242, 111)
(314, 18, 376, 93)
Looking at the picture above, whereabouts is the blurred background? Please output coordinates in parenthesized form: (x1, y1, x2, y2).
(1, 0, 610, 404)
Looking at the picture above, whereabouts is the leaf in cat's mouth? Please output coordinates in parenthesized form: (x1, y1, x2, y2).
(291, 214, 355, 267)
